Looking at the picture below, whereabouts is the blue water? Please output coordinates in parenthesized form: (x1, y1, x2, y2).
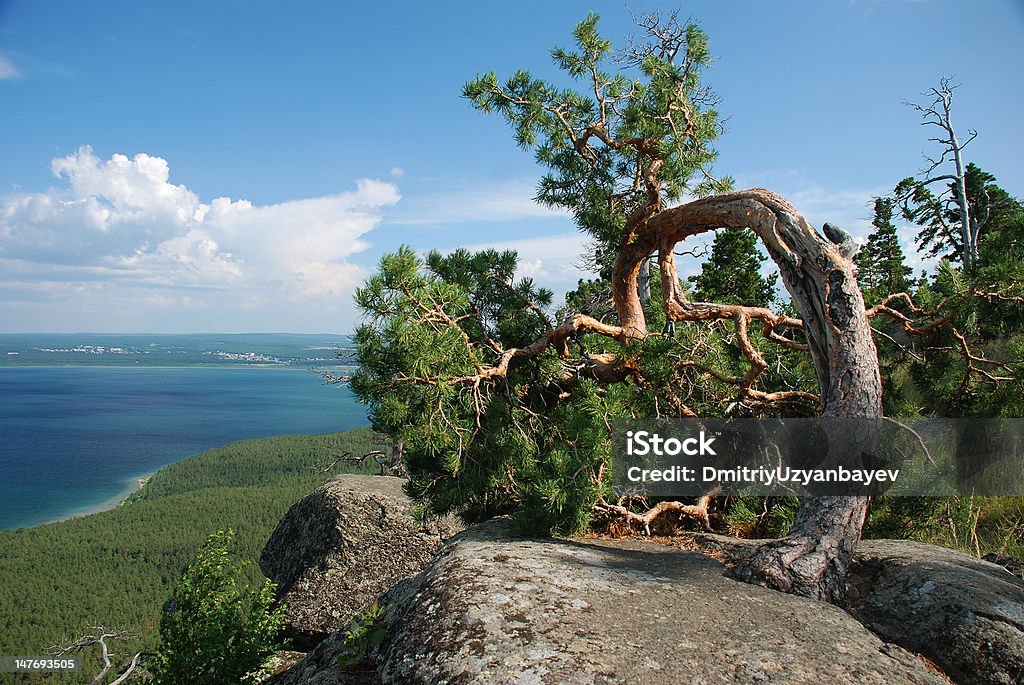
(0, 366, 368, 530)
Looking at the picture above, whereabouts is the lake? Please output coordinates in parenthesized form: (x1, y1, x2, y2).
(0, 363, 369, 530)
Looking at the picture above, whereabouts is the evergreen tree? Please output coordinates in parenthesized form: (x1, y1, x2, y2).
(897, 161, 1022, 273)
(463, 11, 730, 282)
(356, 11, 892, 602)
(964, 164, 1024, 267)
(690, 229, 777, 307)
(855, 197, 913, 304)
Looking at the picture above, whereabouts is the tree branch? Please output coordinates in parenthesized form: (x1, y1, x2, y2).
(53, 627, 142, 685)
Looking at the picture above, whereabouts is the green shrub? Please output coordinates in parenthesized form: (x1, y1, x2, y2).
(150, 529, 284, 685)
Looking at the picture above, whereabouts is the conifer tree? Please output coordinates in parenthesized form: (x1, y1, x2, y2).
(356, 11, 888, 603)
(855, 197, 913, 304)
(690, 229, 777, 307)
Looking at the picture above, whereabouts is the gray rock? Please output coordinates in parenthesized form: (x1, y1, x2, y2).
(272, 519, 950, 685)
(259, 474, 462, 649)
(848, 540, 1024, 685)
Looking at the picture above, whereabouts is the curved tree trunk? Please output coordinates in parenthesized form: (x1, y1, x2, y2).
(613, 188, 882, 603)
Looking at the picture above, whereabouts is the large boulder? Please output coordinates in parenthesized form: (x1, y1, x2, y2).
(259, 474, 462, 649)
(270, 519, 951, 684)
(847, 540, 1024, 685)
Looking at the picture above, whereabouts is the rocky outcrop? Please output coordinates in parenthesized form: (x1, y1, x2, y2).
(270, 520, 953, 684)
(848, 540, 1024, 685)
(259, 474, 462, 649)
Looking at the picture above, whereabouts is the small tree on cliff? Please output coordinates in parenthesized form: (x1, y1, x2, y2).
(151, 530, 283, 685)
(354, 12, 885, 603)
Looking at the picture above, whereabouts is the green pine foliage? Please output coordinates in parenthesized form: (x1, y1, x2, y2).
(855, 197, 913, 305)
(351, 246, 611, 532)
(150, 529, 284, 685)
(896, 163, 1023, 273)
(0, 429, 378, 684)
(690, 229, 778, 307)
(351, 244, 822, 535)
(463, 12, 731, 271)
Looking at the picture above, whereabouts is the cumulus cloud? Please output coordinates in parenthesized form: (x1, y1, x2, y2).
(0, 147, 400, 325)
(0, 55, 19, 80)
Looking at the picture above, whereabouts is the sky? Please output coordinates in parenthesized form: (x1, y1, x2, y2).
(1, 0, 1021, 334)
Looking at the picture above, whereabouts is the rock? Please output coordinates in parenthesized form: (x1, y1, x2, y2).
(848, 540, 1024, 685)
(271, 519, 950, 684)
(259, 474, 462, 649)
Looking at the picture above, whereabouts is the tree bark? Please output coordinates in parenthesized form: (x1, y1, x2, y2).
(613, 188, 882, 603)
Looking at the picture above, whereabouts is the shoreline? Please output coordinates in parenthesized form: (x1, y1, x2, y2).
(47, 473, 154, 525)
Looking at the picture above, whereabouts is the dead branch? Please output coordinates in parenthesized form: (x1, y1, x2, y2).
(865, 291, 1018, 394)
(595, 494, 714, 535)
(951, 330, 1015, 392)
(315, 450, 390, 475)
(882, 416, 936, 465)
(53, 627, 142, 685)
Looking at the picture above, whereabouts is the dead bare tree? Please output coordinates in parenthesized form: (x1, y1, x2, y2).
(900, 77, 982, 272)
(53, 627, 143, 685)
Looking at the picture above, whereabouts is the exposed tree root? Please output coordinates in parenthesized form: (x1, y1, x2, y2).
(594, 495, 714, 535)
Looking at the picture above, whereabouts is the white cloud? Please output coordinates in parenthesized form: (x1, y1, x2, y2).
(0, 147, 400, 328)
(0, 56, 19, 80)
(389, 166, 405, 178)
(387, 178, 570, 226)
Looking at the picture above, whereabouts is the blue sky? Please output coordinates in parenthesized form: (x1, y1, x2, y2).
(1, 0, 1021, 333)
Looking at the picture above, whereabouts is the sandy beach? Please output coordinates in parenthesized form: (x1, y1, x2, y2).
(49, 474, 153, 525)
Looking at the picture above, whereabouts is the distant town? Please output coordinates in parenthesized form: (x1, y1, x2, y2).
(0, 333, 357, 370)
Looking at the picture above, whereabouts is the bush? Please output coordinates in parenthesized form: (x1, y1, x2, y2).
(150, 529, 284, 685)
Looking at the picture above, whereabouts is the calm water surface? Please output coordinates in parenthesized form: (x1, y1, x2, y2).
(0, 366, 368, 530)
